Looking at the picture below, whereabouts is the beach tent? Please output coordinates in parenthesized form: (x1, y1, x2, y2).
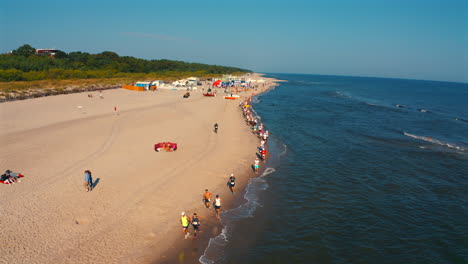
(213, 80, 222, 87)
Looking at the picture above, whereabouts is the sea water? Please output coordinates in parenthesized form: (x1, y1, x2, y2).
(200, 74, 468, 264)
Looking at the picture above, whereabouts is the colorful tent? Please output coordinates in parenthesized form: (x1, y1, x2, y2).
(213, 80, 221, 87)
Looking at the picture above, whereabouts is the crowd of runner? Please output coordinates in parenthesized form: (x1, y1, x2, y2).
(179, 95, 271, 240)
(240, 96, 270, 170)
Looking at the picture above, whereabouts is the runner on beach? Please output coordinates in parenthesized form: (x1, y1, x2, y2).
(227, 173, 236, 194)
(192, 213, 201, 238)
(214, 195, 222, 219)
(261, 149, 267, 161)
(180, 212, 191, 239)
(84, 170, 93, 192)
(254, 158, 260, 173)
(203, 189, 212, 208)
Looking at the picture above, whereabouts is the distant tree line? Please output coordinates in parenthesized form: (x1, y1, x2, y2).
(0, 44, 251, 82)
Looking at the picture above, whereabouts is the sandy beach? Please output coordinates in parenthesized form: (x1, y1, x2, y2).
(0, 73, 278, 264)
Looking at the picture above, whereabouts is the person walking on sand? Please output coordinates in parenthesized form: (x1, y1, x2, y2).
(192, 213, 201, 238)
(84, 170, 93, 192)
(227, 173, 236, 194)
(214, 195, 222, 219)
(180, 212, 191, 239)
(203, 189, 212, 208)
(214, 123, 219, 133)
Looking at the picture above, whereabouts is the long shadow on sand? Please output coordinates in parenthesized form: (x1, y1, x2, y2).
(92, 178, 100, 189)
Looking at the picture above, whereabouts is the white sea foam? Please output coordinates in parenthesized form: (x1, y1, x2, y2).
(279, 144, 288, 156)
(403, 132, 466, 151)
(252, 97, 261, 104)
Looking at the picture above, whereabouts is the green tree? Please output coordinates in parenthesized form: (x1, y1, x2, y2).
(54, 50, 68, 59)
(12, 44, 36, 57)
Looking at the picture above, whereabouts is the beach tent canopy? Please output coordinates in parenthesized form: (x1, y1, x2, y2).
(213, 80, 222, 87)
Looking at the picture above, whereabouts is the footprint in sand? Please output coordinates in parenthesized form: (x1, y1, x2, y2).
(75, 218, 89, 225)
(146, 232, 156, 240)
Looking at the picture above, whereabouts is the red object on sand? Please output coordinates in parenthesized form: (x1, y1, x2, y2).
(154, 142, 178, 152)
(1, 173, 24, 184)
(213, 80, 221, 87)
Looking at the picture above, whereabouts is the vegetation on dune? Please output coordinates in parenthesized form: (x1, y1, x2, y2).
(0, 44, 251, 100)
(1, 44, 250, 82)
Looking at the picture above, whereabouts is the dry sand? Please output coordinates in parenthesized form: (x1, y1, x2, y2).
(0, 74, 278, 264)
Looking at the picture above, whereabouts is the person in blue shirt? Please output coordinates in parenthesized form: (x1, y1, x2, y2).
(227, 173, 236, 194)
(192, 213, 201, 238)
(84, 170, 93, 192)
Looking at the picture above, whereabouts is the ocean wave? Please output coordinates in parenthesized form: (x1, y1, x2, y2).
(252, 97, 261, 104)
(333, 91, 351, 98)
(199, 167, 275, 264)
(365, 102, 396, 110)
(260, 167, 276, 177)
(403, 132, 466, 151)
(279, 144, 288, 157)
(333, 91, 439, 115)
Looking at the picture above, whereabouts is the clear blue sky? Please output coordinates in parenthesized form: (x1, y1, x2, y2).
(2, 0, 467, 83)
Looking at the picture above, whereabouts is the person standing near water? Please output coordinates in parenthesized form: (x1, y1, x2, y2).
(84, 170, 93, 192)
(254, 158, 260, 173)
(214, 195, 222, 219)
(180, 212, 191, 239)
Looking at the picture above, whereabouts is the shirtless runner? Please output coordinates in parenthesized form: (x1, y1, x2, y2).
(203, 189, 212, 208)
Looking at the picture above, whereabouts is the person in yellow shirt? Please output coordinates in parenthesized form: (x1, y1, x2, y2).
(180, 212, 191, 239)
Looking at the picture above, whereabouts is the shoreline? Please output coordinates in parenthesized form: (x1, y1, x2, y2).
(149, 74, 280, 264)
(0, 72, 282, 264)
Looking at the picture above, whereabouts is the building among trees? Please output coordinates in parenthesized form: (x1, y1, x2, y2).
(35, 49, 60, 57)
